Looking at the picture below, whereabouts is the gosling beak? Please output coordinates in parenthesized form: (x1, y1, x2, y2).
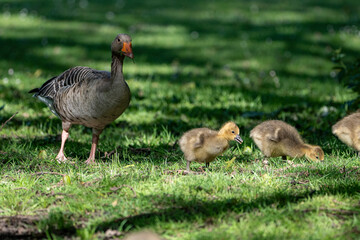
(121, 42, 134, 59)
(234, 134, 243, 144)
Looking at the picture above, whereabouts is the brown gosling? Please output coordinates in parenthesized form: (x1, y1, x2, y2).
(123, 231, 162, 240)
(179, 121, 243, 171)
(332, 112, 360, 156)
(250, 120, 324, 161)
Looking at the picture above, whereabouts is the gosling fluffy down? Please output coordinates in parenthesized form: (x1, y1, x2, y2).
(123, 231, 163, 240)
(179, 121, 243, 171)
(250, 120, 324, 161)
(332, 112, 360, 155)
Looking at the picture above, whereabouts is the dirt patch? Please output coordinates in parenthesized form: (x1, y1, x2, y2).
(298, 208, 360, 220)
(0, 215, 43, 238)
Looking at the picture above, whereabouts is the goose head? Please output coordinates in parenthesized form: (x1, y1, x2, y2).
(304, 145, 324, 161)
(112, 34, 134, 59)
(219, 121, 243, 144)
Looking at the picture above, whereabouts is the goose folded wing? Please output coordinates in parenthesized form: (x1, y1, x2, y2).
(29, 66, 109, 99)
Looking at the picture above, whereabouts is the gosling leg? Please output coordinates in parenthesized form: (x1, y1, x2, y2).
(186, 161, 190, 172)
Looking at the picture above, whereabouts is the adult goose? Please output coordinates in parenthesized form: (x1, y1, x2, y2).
(29, 34, 133, 164)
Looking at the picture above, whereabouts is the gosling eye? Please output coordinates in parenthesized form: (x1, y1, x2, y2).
(316, 156, 319, 159)
(117, 38, 121, 42)
(231, 131, 235, 134)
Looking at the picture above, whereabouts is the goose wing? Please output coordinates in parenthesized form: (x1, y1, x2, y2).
(193, 132, 205, 148)
(29, 66, 109, 99)
(29, 66, 109, 117)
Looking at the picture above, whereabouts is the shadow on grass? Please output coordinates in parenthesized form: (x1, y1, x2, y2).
(2, 163, 359, 238)
(0, 135, 87, 165)
(95, 171, 360, 232)
(0, 131, 183, 167)
(1, 0, 357, 144)
(1, 0, 360, 75)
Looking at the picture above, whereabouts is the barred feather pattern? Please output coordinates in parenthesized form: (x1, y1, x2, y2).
(30, 63, 130, 130)
(28, 34, 133, 163)
(33, 66, 108, 100)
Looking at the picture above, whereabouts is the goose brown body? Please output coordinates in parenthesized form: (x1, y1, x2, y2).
(50, 67, 130, 130)
(250, 120, 324, 161)
(179, 122, 243, 171)
(332, 112, 360, 154)
(30, 34, 133, 163)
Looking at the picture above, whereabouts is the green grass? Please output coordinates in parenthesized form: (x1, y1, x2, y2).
(1, 0, 360, 239)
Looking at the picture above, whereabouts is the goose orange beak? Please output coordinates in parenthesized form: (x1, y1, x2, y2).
(121, 42, 134, 59)
(234, 135, 243, 144)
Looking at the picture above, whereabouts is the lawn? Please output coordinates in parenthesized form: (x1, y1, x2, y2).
(1, 0, 360, 239)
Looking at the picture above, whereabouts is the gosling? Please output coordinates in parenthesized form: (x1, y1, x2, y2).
(332, 112, 360, 156)
(124, 231, 162, 240)
(250, 120, 324, 161)
(179, 121, 243, 171)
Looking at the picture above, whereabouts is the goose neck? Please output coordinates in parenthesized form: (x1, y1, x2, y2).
(111, 52, 124, 80)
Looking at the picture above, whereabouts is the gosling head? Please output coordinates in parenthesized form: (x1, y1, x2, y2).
(111, 33, 134, 59)
(305, 145, 324, 161)
(219, 121, 243, 144)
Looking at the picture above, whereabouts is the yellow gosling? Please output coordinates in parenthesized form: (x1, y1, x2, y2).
(179, 121, 243, 171)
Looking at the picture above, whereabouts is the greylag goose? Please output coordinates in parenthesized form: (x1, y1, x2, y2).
(332, 112, 360, 156)
(179, 121, 243, 171)
(29, 34, 133, 164)
(250, 120, 324, 161)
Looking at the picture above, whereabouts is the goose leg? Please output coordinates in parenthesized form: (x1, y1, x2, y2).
(85, 128, 103, 164)
(205, 162, 210, 168)
(56, 122, 71, 163)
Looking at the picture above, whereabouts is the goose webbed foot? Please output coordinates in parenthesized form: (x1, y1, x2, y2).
(56, 153, 67, 163)
(85, 157, 96, 165)
(56, 128, 70, 163)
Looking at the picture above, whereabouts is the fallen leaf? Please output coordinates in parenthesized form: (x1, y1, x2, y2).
(243, 146, 252, 155)
(38, 150, 47, 159)
(123, 164, 135, 169)
(62, 175, 71, 185)
(34, 69, 42, 77)
(225, 157, 236, 170)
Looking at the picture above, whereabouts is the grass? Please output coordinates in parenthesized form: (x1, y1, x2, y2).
(1, 0, 360, 239)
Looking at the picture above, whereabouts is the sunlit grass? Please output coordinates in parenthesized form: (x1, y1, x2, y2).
(1, 0, 360, 239)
